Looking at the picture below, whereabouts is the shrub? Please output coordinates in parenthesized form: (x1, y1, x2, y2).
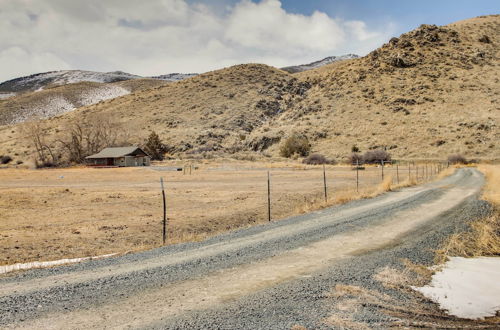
(348, 153, 364, 164)
(448, 154, 468, 165)
(351, 145, 360, 153)
(363, 149, 391, 164)
(279, 134, 311, 158)
(0, 155, 12, 164)
(302, 153, 336, 165)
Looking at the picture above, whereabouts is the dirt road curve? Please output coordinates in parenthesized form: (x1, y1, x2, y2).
(0, 169, 487, 329)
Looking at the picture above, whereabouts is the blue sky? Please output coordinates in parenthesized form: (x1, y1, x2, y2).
(0, 0, 498, 81)
(219, 0, 499, 32)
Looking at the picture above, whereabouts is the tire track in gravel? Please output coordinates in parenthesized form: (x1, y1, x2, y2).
(0, 169, 484, 329)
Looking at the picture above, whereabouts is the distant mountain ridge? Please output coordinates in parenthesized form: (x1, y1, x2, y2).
(0, 54, 358, 97)
(281, 54, 359, 73)
(0, 55, 358, 97)
(150, 73, 198, 81)
(0, 70, 198, 97)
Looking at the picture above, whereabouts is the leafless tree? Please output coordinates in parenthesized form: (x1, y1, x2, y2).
(22, 120, 59, 166)
(58, 114, 129, 163)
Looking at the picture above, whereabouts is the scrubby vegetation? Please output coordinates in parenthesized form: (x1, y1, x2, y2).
(348, 153, 363, 165)
(347, 150, 391, 165)
(0, 155, 12, 164)
(447, 154, 468, 164)
(363, 149, 391, 164)
(302, 153, 335, 165)
(279, 134, 311, 158)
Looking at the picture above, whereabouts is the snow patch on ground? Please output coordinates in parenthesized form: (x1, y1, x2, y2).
(0, 253, 118, 274)
(0, 93, 15, 99)
(414, 257, 500, 320)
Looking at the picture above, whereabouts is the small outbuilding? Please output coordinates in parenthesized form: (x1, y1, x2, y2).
(86, 146, 151, 167)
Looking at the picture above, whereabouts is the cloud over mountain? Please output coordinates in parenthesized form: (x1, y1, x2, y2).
(0, 0, 394, 82)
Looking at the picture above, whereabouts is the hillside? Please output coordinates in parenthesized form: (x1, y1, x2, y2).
(0, 15, 498, 164)
(0, 79, 168, 125)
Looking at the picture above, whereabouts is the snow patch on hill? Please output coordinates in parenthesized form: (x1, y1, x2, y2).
(78, 85, 130, 107)
(11, 96, 75, 124)
(9, 85, 130, 124)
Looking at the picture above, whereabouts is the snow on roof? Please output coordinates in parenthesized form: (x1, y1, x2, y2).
(86, 147, 148, 159)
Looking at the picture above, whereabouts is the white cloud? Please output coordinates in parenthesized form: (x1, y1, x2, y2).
(0, 0, 395, 82)
(0, 47, 71, 80)
(225, 0, 345, 53)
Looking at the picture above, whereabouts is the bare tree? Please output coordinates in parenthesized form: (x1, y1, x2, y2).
(22, 120, 59, 166)
(58, 114, 129, 163)
(23, 114, 130, 166)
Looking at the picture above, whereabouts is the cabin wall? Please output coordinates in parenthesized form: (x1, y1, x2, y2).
(115, 157, 126, 166)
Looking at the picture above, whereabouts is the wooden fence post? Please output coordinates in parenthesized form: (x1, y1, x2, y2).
(381, 160, 384, 181)
(323, 164, 328, 203)
(396, 164, 400, 184)
(356, 159, 359, 192)
(267, 171, 271, 222)
(160, 177, 167, 245)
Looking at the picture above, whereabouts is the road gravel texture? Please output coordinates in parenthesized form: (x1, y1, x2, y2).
(0, 168, 490, 329)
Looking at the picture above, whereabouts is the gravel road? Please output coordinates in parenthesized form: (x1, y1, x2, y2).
(0, 168, 489, 329)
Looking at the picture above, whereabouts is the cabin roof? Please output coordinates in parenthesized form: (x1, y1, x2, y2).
(86, 147, 148, 159)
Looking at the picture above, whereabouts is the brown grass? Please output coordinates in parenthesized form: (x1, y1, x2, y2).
(1, 163, 422, 265)
(0, 161, 451, 265)
(435, 164, 500, 263)
(325, 275, 500, 328)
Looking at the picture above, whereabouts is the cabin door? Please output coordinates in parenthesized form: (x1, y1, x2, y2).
(107, 158, 114, 166)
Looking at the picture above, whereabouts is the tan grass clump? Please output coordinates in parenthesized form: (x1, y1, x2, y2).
(435, 165, 500, 263)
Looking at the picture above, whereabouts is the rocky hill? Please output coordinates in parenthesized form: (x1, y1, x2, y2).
(0, 15, 498, 164)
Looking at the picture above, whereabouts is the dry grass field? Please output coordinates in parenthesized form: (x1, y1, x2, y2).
(0, 162, 435, 265)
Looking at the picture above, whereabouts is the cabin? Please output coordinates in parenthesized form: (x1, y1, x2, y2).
(86, 147, 151, 167)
